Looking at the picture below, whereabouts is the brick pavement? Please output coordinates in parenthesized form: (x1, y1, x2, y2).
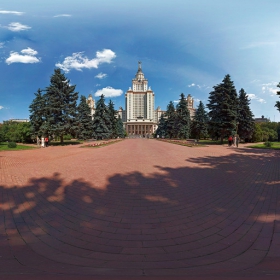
(0, 139, 280, 279)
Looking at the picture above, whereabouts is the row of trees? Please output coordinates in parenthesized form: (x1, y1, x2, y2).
(29, 69, 125, 142)
(156, 75, 256, 143)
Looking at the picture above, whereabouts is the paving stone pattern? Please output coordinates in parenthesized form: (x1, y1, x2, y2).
(0, 139, 280, 279)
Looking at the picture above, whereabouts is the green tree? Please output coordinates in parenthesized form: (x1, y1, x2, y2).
(107, 100, 117, 138)
(29, 88, 46, 138)
(116, 115, 125, 138)
(175, 93, 191, 139)
(44, 68, 79, 143)
(165, 101, 176, 139)
(77, 95, 93, 140)
(252, 123, 263, 142)
(237, 88, 255, 141)
(207, 74, 239, 143)
(0, 122, 32, 143)
(92, 94, 111, 140)
(155, 114, 166, 138)
(275, 82, 280, 112)
(191, 101, 208, 139)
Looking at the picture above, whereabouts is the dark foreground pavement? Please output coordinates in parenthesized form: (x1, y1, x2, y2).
(0, 139, 279, 280)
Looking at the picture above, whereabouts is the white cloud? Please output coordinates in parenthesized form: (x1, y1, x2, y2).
(54, 14, 72, 17)
(0, 42, 4, 48)
(261, 82, 278, 95)
(95, 72, 107, 79)
(247, 93, 257, 100)
(173, 100, 179, 103)
(0, 106, 4, 110)
(94, 86, 123, 98)
(21, 47, 38, 56)
(6, 48, 40, 65)
(55, 49, 116, 73)
(188, 83, 195, 87)
(3, 22, 31, 32)
(194, 98, 200, 102)
(0, 10, 24, 15)
(248, 93, 266, 103)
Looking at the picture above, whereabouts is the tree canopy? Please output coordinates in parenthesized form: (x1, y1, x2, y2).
(207, 74, 238, 143)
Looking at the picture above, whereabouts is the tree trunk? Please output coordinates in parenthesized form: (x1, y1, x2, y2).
(60, 135, 64, 143)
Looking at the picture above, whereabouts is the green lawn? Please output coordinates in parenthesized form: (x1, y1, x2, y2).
(248, 142, 280, 150)
(0, 142, 36, 151)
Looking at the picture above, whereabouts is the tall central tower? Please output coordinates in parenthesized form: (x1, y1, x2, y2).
(124, 62, 156, 136)
(126, 62, 154, 121)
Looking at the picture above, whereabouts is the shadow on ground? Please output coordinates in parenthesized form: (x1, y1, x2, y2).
(0, 148, 279, 277)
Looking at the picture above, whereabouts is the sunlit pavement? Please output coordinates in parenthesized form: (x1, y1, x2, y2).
(0, 139, 279, 280)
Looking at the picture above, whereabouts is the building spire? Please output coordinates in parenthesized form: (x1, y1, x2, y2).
(138, 61, 142, 70)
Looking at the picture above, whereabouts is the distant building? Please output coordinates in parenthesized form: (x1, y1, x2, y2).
(87, 62, 196, 135)
(3, 119, 29, 123)
(254, 116, 270, 123)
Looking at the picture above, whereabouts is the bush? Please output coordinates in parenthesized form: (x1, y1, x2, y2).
(264, 141, 273, 148)
(8, 142, 17, 148)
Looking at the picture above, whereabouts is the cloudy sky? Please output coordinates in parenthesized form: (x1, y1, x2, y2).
(1, 0, 280, 122)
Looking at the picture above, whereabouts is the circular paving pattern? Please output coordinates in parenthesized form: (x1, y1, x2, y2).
(0, 139, 280, 278)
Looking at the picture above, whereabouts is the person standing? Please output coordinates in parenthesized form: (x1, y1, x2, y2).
(228, 135, 233, 146)
(45, 137, 49, 147)
(233, 135, 237, 147)
(236, 135, 240, 148)
(41, 137, 45, 148)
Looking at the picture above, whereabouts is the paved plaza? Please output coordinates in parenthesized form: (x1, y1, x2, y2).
(0, 139, 280, 279)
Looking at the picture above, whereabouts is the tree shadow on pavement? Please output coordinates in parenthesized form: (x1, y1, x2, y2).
(0, 148, 280, 277)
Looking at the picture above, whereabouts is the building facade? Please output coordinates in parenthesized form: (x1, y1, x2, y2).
(122, 62, 158, 136)
(87, 62, 196, 136)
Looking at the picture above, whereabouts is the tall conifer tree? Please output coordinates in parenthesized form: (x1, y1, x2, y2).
(92, 94, 111, 140)
(275, 82, 280, 112)
(207, 74, 238, 143)
(155, 114, 166, 138)
(77, 95, 93, 140)
(116, 115, 125, 138)
(29, 88, 46, 138)
(44, 68, 78, 142)
(237, 88, 254, 141)
(175, 93, 191, 139)
(108, 100, 117, 138)
(191, 101, 208, 139)
(165, 101, 176, 139)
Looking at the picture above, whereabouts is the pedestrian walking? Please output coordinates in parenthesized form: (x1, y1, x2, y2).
(45, 137, 49, 147)
(41, 137, 45, 148)
(36, 136, 40, 147)
(236, 135, 240, 148)
(228, 135, 233, 146)
(233, 135, 237, 147)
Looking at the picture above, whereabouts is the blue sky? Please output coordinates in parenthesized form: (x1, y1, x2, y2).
(1, 0, 280, 122)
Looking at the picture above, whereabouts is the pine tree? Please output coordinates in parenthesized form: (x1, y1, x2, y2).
(191, 101, 208, 139)
(92, 94, 111, 140)
(77, 95, 93, 140)
(116, 115, 125, 138)
(207, 74, 238, 143)
(275, 82, 280, 112)
(175, 93, 191, 139)
(155, 114, 166, 138)
(29, 88, 46, 138)
(237, 88, 254, 141)
(44, 68, 78, 142)
(165, 101, 176, 139)
(107, 100, 117, 138)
